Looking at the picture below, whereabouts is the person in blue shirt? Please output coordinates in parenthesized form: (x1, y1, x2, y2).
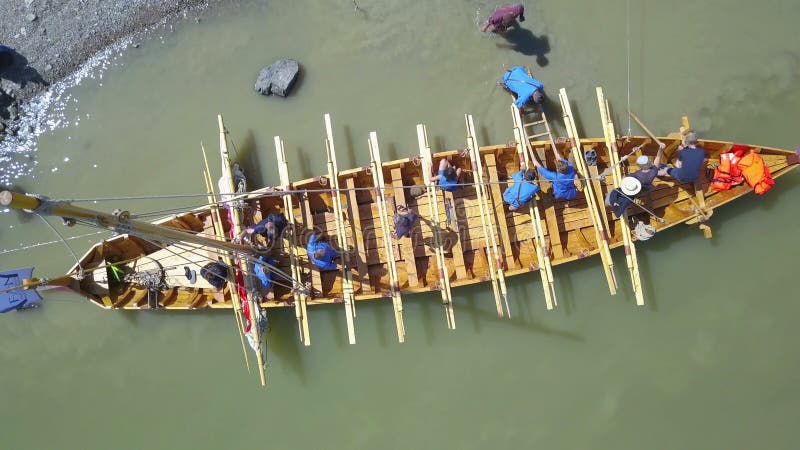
(247, 212, 288, 244)
(657, 132, 706, 183)
(393, 205, 418, 238)
(530, 146, 577, 200)
(306, 233, 339, 270)
(430, 159, 462, 192)
(502, 167, 540, 211)
(253, 256, 276, 289)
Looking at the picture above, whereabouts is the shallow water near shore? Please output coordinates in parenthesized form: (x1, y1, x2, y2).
(2, 1, 800, 449)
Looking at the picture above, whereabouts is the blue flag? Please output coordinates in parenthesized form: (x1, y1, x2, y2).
(0, 267, 43, 313)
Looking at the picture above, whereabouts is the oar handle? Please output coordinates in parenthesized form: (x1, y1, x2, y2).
(628, 111, 664, 146)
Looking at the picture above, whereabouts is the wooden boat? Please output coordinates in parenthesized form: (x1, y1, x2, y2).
(4, 90, 799, 330)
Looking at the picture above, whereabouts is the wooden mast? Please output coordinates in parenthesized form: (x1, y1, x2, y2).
(510, 105, 557, 310)
(416, 124, 455, 329)
(275, 136, 311, 345)
(464, 114, 509, 317)
(323, 114, 357, 345)
(201, 143, 251, 369)
(367, 131, 406, 342)
(596, 88, 645, 305)
(217, 115, 267, 386)
(558, 89, 618, 295)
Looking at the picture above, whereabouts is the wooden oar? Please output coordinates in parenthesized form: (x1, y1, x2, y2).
(559, 89, 617, 295)
(628, 111, 664, 146)
(417, 124, 455, 329)
(274, 136, 311, 346)
(465, 114, 508, 317)
(323, 114, 357, 345)
(510, 105, 556, 310)
(598, 88, 645, 306)
(201, 142, 251, 371)
(367, 131, 406, 342)
(217, 115, 267, 386)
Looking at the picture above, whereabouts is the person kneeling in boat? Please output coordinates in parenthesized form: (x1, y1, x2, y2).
(502, 167, 540, 211)
(247, 212, 288, 245)
(307, 232, 339, 270)
(657, 132, 706, 183)
(431, 159, 463, 192)
(254, 255, 276, 289)
(529, 146, 577, 201)
(394, 204, 418, 239)
(481, 4, 525, 33)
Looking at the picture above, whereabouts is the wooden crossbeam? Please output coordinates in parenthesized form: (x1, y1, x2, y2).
(390, 168, 420, 287)
(274, 136, 311, 345)
(558, 89, 617, 295)
(417, 124, 455, 329)
(443, 189, 469, 280)
(344, 176, 372, 293)
(299, 189, 323, 297)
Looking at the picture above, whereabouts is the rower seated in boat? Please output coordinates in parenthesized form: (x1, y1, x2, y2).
(254, 256, 276, 289)
(394, 205, 418, 238)
(431, 159, 462, 192)
(307, 233, 339, 270)
(657, 132, 706, 183)
(247, 212, 287, 244)
(200, 259, 229, 290)
(502, 167, 540, 211)
(481, 4, 525, 33)
(529, 144, 577, 200)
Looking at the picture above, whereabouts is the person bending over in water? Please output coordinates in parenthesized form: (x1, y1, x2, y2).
(481, 4, 525, 33)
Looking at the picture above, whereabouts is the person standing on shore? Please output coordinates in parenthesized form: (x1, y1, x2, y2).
(481, 4, 526, 33)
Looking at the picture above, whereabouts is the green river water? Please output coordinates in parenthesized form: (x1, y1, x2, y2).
(2, 1, 800, 449)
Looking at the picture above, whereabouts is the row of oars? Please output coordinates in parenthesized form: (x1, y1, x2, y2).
(274, 136, 311, 345)
(510, 105, 558, 310)
(323, 114, 358, 345)
(464, 114, 510, 317)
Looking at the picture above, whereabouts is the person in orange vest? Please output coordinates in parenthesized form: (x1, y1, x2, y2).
(657, 132, 706, 183)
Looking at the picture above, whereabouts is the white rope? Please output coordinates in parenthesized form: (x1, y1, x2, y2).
(36, 214, 83, 278)
(0, 230, 109, 255)
(626, 0, 632, 135)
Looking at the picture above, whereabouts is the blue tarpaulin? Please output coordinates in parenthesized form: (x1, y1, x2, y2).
(502, 66, 544, 108)
(0, 267, 42, 313)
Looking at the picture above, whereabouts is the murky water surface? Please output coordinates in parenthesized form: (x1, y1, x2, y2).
(2, 1, 799, 449)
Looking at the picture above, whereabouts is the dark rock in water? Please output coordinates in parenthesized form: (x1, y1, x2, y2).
(254, 59, 299, 97)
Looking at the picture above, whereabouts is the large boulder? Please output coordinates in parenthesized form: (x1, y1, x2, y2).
(254, 59, 299, 97)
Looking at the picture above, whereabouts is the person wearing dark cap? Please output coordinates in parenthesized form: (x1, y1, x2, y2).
(503, 167, 540, 211)
(657, 132, 706, 183)
(393, 205, 418, 239)
(246, 212, 288, 244)
(481, 4, 526, 33)
(431, 158, 463, 192)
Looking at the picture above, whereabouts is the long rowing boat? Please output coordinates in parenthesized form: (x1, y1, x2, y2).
(4, 96, 799, 321)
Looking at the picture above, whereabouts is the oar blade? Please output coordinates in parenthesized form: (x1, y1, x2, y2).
(0, 267, 42, 313)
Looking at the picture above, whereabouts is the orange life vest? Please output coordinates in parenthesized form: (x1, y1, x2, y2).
(711, 147, 745, 191)
(738, 151, 775, 195)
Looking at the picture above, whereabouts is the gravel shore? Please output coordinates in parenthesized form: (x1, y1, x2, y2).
(0, 0, 225, 126)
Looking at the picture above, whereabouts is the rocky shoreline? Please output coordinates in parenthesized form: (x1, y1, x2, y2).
(0, 0, 227, 139)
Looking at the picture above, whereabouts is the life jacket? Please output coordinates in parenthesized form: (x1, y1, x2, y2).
(711, 145, 746, 191)
(738, 151, 775, 195)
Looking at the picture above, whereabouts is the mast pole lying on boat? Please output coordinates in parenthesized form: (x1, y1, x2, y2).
(324, 114, 358, 345)
(511, 105, 557, 310)
(367, 131, 406, 342)
(275, 136, 312, 346)
(417, 124, 455, 329)
(465, 114, 508, 318)
(217, 115, 267, 386)
(597, 88, 645, 306)
(558, 89, 618, 295)
(202, 144, 252, 370)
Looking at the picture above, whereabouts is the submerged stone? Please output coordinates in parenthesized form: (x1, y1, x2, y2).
(254, 59, 299, 97)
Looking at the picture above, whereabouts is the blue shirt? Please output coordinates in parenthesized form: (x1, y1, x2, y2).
(251, 213, 287, 239)
(254, 256, 276, 289)
(394, 211, 418, 238)
(307, 234, 339, 270)
(502, 66, 544, 108)
(669, 147, 706, 182)
(502, 171, 540, 208)
(437, 169, 459, 192)
(538, 159, 577, 200)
